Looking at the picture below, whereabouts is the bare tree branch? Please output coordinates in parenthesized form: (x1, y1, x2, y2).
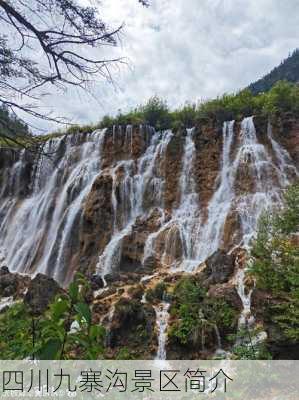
(0, 0, 149, 151)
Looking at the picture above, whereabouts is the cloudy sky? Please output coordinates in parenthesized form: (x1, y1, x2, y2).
(37, 0, 299, 132)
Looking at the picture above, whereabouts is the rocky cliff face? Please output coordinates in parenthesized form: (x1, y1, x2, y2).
(0, 114, 298, 359)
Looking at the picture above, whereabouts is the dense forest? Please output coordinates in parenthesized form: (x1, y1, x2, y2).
(0, 105, 29, 140)
(248, 49, 299, 95)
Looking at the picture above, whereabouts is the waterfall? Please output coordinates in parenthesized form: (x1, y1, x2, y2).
(97, 223, 134, 286)
(195, 116, 295, 261)
(235, 117, 288, 247)
(267, 121, 298, 185)
(96, 130, 173, 281)
(195, 120, 235, 262)
(174, 128, 201, 269)
(105, 305, 115, 348)
(214, 324, 222, 350)
(0, 246, 6, 268)
(142, 210, 166, 265)
(0, 118, 297, 293)
(143, 128, 202, 271)
(0, 296, 16, 312)
(0, 129, 106, 286)
(154, 302, 170, 360)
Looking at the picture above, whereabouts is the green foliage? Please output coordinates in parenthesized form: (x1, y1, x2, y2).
(204, 298, 237, 330)
(139, 96, 171, 130)
(145, 281, 167, 302)
(230, 328, 272, 360)
(249, 49, 299, 95)
(172, 276, 206, 305)
(262, 81, 299, 116)
(36, 273, 105, 360)
(0, 303, 33, 359)
(168, 276, 238, 346)
(171, 102, 197, 129)
(40, 78, 299, 140)
(0, 104, 29, 138)
(0, 273, 106, 360)
(169, 277, 207, 345)
(250, 183, 299, 341)
(115, 347, 135, 360)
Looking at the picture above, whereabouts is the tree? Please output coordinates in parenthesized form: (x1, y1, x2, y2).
(139, 96, 171, 130)
(0, 0, 148, 148)
(250, 184, 299, 342)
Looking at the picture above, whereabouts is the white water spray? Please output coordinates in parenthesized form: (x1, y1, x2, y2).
(154, 302, 170, 360)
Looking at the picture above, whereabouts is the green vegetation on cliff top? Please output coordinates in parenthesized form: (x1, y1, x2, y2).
(51, 80, 299, 138)
(2, 79, 299, 146)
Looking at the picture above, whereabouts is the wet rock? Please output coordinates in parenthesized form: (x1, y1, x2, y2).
(222, 211, 242, 250)
(94, 287, 116, 301)
(119, 209, 163, 272)
(0, 267, 30, 298)
(0, 270, 18, 297)
(163, 133, 184, 210)
(142, 256, 156, 272)
(79, 172, 113, 275)
(109, 298, 156, 356)
(127, 285, 144, 301)
(90, 274, 104, 290)
(208, 284, 243, 311)
(0, 266, 9, 275)
(24, 273, 62, 316)
(154, 225, 183, 267)
(105, 272, 121, 284)
(203, 250, 235, 285)
(272, 112, 299, 165)
(102, 126, 148, 168)
(193, 123, 222, 208)
(117, 288, 125, 296)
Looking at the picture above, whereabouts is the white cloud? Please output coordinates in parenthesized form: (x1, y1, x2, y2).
(21, 0, 299, 131)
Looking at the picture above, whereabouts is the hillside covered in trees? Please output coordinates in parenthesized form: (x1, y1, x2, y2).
(0, 105, 29, 141)
(248, 49, 299, 95)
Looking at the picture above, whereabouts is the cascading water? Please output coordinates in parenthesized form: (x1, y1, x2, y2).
(172, 128, 202, 269)
(142, 128, 202, 271)
(105, 305, 115, 348)
(0, 296, 16, 312)
(142, 116, 291, 274)
(154, 302, 170, 360)
(0, 130, 106, 286)
(96, 130, 173, 282)
(267, 121, 298, 185)
(195, 120, 235, 262)
(0, 117, 297, 301)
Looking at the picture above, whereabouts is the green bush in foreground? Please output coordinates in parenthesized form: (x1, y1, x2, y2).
(168, 276, 238, 347)
(0, 274, 106, 360)
(250, 183, 299, 341)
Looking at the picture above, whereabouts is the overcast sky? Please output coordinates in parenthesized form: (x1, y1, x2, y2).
(37, 0, 299, 132)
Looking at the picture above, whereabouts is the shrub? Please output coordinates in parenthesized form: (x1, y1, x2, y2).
(0, 273, 106, 360)
(250, 183, 299, 341)
(45, 80, 299, 137)
(139, 96, 171, 130)
(145, 281, 167, 302)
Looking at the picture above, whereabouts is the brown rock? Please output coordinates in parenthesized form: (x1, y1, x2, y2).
(79, 172, 113, 275)
(24, 273, 62, 316)
(203, 249, 235, 285)
(208, 283, 243, 311)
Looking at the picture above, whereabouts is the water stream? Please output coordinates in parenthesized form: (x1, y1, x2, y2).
(154, 302, 170, 360)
